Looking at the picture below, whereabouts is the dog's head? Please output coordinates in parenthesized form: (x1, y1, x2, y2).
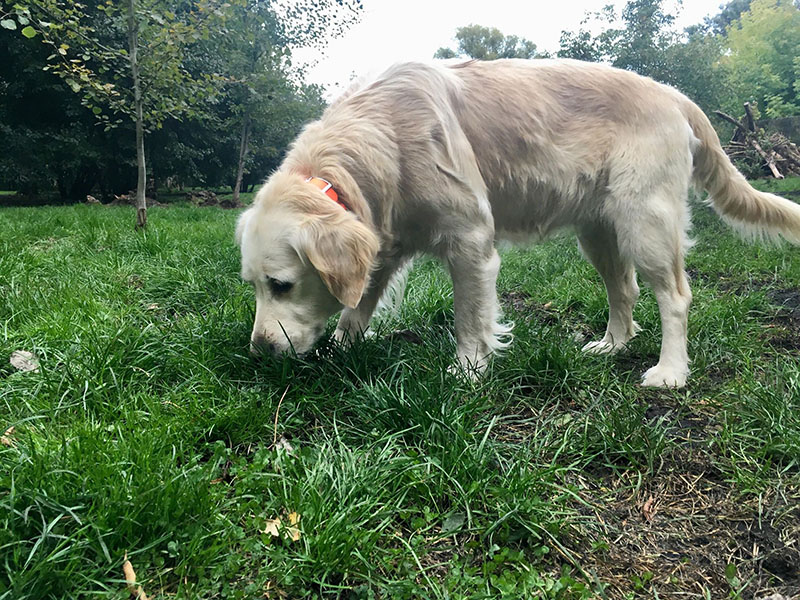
(236, 171, 379, 356)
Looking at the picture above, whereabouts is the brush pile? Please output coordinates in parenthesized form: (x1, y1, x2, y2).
(715, 103, 800, 179)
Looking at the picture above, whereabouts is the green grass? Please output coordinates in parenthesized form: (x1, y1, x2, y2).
(1, 185, 800, 599)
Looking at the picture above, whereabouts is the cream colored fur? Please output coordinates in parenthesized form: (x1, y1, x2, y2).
(237, 58, 800, 387)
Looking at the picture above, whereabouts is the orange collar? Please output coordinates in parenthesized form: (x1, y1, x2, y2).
(306, 176, 349, 212)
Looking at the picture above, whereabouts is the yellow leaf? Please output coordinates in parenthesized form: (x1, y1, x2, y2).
(1, 426, 15, 447)
(264, 513, 301, 541)
(286, 512, 301, 541)
(264, 518, 281, 537)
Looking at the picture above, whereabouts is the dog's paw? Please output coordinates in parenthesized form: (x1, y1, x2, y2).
(447, 362, 472, 380)
(581, 339, 625, 355)
(641, 365, 687, 388)
(447, 352, 490, 381)
(333, 327, 373, 347)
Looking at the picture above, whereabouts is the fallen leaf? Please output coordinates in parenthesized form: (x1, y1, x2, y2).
(264, 512, 301, 541)
(275, 436, 294, 453)
(122, 552, 150, 600)
(286, 511, 301, 541)
(642, 495, 657, 522)
(145, 303, 160, 310)
(264, 517, 281, 537)
(265, 580, 288, 598)
(10, 350, 40, 373)
(1, 426, 15, 447)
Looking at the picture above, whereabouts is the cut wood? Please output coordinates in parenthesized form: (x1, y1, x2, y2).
(715, 105, 800, 178)
(752, 138, 784, 179)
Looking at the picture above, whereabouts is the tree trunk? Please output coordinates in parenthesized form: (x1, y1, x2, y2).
(232, 112, 251, 206)
(127, 0, 147, 229)
(743, 102, 756, 132)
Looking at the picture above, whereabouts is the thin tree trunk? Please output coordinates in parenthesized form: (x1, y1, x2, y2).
(127, 0, 147, 229)
(743, 102, 757, 132)
(232, 112, 251, 206)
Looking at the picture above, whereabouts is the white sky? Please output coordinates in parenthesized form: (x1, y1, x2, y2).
(294, 0, 726, 95)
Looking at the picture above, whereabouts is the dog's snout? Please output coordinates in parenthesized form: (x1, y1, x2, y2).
(250, 334, 277, 356)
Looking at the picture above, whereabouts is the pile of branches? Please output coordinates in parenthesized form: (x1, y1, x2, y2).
(715, 103, 800, 179)
(186, 189, 240, 209)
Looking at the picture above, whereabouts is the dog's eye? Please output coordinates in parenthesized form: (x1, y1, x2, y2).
(269, 278, 294, 295)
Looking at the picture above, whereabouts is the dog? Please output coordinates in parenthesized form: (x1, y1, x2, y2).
(236, 58, 800, 388)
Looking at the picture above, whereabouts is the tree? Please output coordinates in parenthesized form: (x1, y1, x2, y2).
(2, 0, 233, 227)
(0, 26, 136, 199)
(662, 28, 732, 115)
(558, 0, 679, 82)
(556, 0, 736, 118)
(722, 0, 800, 117)
(434, 24, 540, 60)
(704, 0, 753, 35)
(220, 0, 360, 205)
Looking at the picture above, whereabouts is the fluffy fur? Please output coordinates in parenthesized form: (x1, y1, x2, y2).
(236, 58, 800, 387)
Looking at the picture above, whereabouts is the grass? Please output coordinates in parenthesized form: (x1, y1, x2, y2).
(0, 187, 258, 207)
(1, 180, 800, 599)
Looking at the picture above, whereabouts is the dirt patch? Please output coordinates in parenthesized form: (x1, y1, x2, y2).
(767, 289, 800, 322)
(763, 288, 800, 352)
(571, 456, 800, 599)
(501, 290, 561, 326)
(493, 392, 798, 598)
(685, 267, 778, 294)
(500, 290, 594, 344)
(643, 399, 717, 448)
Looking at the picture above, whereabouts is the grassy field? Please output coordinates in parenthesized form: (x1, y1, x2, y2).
(1, 183, 799, 599)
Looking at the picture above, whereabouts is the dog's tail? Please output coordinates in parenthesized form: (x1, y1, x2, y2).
(686, 101, 800, 244)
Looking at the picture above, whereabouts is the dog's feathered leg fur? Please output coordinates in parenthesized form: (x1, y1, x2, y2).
(334, 254, 407, 345)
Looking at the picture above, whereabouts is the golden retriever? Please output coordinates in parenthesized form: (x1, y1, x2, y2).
(236, 59, 800, 388)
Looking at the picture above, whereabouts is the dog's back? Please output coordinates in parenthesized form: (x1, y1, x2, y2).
(269, 58, 800, 387)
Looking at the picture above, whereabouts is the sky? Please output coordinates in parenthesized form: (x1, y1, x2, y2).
(293, 0, 727, 96)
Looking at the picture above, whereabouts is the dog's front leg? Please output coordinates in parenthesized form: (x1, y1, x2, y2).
(446, 239, 510, 377)
(334, 255, 405, 346)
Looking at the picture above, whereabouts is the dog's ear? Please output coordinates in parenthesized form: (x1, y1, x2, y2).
(235, 208, 252, 247)
(299, 215, 379, 308)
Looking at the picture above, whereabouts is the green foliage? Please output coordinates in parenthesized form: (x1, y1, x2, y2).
(0, 28, 134, 198)
(722, 0, 800, 117)
(0, 0, 359, 200)
(704, 0, 753, 35)
(558, 0, 680, 82)
(661, 28, 733, 115)
(556, 0, 800, 123)
(5, 0, 233, 130)
(2, 184, 800, 596)
(435, 24, 540, 60)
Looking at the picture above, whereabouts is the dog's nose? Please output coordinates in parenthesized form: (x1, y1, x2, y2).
(250, 334, 277, 356)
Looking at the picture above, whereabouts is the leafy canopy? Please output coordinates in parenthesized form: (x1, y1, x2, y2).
(434, 24, 540, 60)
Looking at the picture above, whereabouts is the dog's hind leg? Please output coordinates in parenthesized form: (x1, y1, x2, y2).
(334, 254, 406, 345)
(616, 196, 693, 388)
(578, 225, 640, 354)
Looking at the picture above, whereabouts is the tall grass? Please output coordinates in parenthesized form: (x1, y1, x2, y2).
(1, 191, 799, 599)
